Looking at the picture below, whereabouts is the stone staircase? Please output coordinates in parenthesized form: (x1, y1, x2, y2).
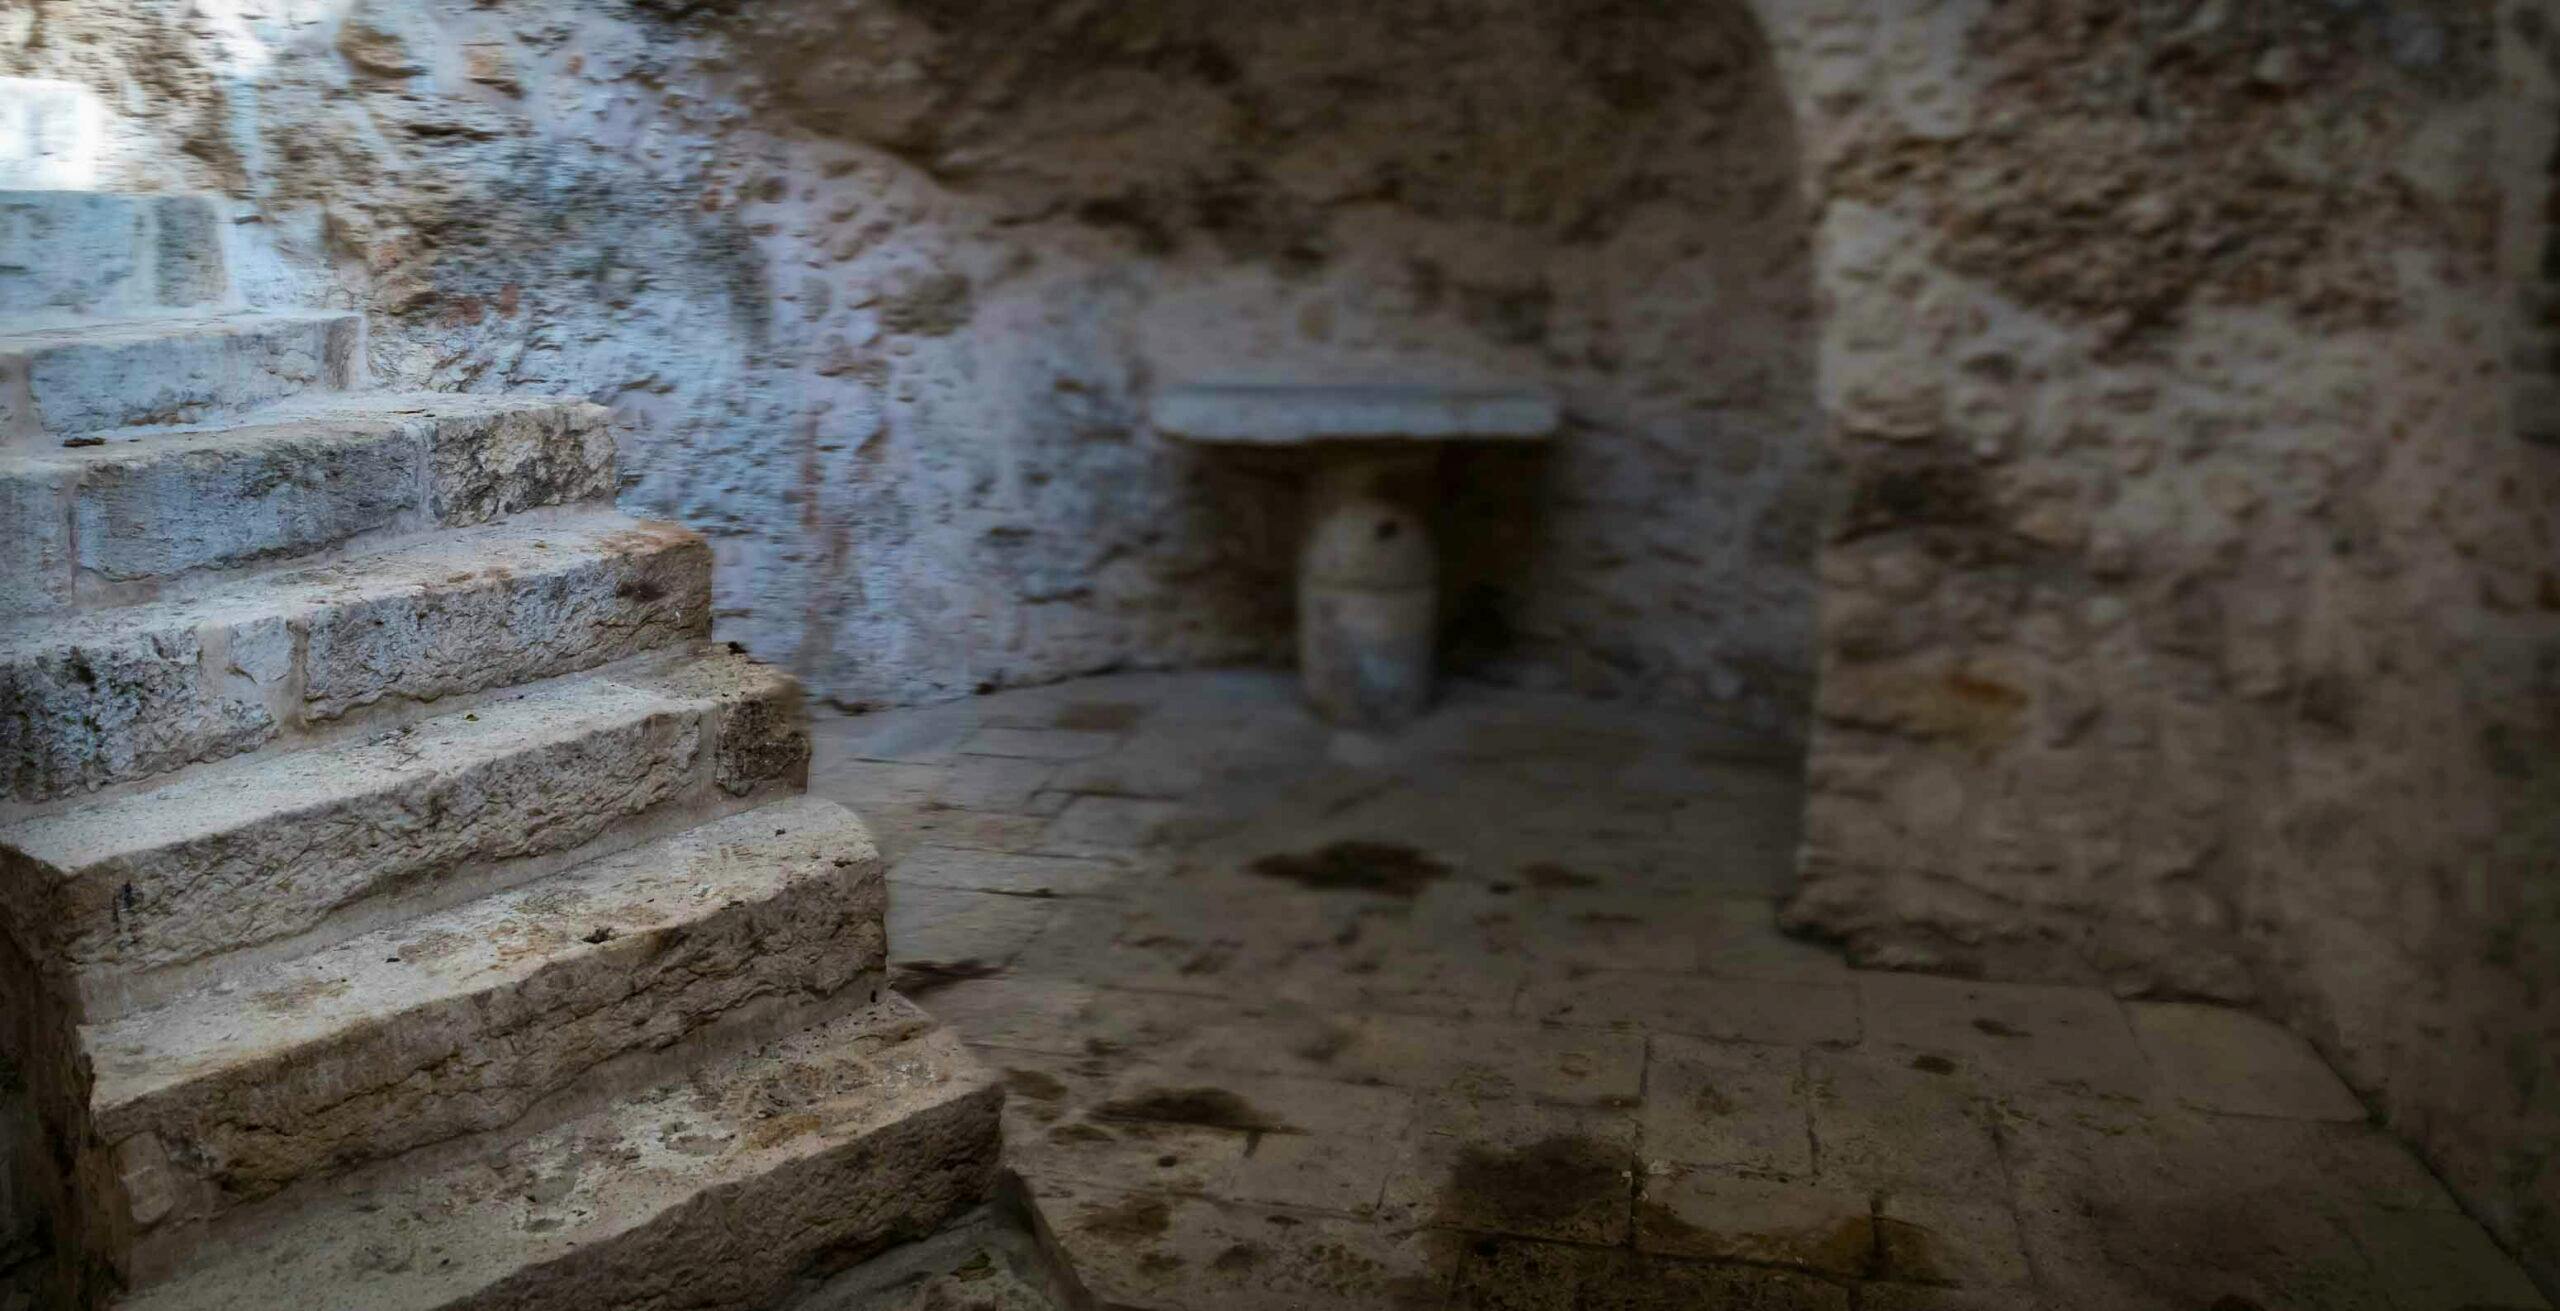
(0, 190, 1004, 1309)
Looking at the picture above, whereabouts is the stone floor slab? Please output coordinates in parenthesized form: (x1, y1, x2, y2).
(963, 725, 1125, 761)
(895, 846, 1127, 898)
(1640, 1035, 1812, 1176)
(1377, 1096, 1639, 1244)
(1806, 1049, 2005, 1198)
(2342, 1207, 2552, 1310)
(1517, 971, 1858, 1047)
(1038, 796, 1188, 857)
(889, 884, 1061, 970)
(2128, 1000, 2368, 1122)
(1634, 1167, 1871, 1277)
(1859, 973, 2153, 1101)
(1032, 1182, 1455, 1311)
(1875, 1191, 2032, 1290)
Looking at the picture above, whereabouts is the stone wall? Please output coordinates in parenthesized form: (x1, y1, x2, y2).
(0, 0, 1821, 727)
(1773, 0, 2560, 1288)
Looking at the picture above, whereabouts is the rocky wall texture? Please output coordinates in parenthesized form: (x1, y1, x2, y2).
(0, 0, 1821, 726)
(1772, 0, 2560, 1289)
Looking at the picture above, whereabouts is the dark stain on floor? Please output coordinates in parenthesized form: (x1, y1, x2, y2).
(1872, 1215, 1947, 1284)
(1520, 862, 1600, 890)
(1635, 1197, 1875, 1280)
(1093, 1086, 1293, 1136)
(891, 959, 1007, 997)
(1910, 1052, 1959, 1075)
(1435, 1136, 1631, 1245)
(1971, 1016, 2029, 1038)
(1075, 1193, 1173, 1244)
(1055, 701, 1144, 731)
(1004, 1068, 1069, 1101)
(1249, 841, 1452, 896)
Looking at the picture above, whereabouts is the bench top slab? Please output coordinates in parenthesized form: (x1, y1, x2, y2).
(1152, 384, 1559, 445)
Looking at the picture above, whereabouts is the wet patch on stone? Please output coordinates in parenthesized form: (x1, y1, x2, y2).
(1872, 1215, 1949, 1284)
(1520, 862, 1600, 890)
(1249, 841, 1452, 896)
(1074, 1193, 1173, 1244)
(892, 958, 1007, 997)
(1004, 1068, 1070, 1101)
(1093, 1086, 1293, 1136)
(1435, 1136, 1631, 1244)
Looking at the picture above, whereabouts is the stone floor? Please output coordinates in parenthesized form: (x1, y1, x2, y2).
(810, 670, 2550, 1311)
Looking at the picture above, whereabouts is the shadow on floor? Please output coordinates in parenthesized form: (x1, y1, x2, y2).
(807, 670, 2545, 1311)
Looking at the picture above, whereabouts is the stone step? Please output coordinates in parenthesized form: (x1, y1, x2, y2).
(0, 509, 710, 808)
(1, 392, 616, 616)
(0, 311, 362, 442)
(77, 796, 886, 1285)
(115, 998, 1000, 1311)
(0, 192, 227, 315)
(0, 644, 807, 1020)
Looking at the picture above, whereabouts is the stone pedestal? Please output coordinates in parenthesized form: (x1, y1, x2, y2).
(1298, 452, 1438, 728)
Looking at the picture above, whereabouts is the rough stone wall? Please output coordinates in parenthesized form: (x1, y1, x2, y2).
(0, 0, 1820, 726)
(1773, 0, 2560, 1287)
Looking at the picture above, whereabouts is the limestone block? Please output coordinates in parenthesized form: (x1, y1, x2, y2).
(119, 1000, 999, 1311)
(0, 458, 72, 615)
(18, 394, 613, 603)
(69, 422, 420, 585)
(424, 396, 616, 525)
(0, 647, 802, 1001)
(300, 519, 707, 720)
(0, 191, 226, 314)
(89, 797, 886, 1269)
(0, 512, 707, 804)
(0, 312, 360, 439)
(0, 624, 275, 804)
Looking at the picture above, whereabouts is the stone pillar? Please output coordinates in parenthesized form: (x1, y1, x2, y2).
(1297, 451, 1437, 729)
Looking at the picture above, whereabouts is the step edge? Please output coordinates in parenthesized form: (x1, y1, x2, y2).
(119, 1001, 999, 1308)
(86, 795, 884, 1114)
(0, 509, 712, 813)
(9, 654, 805, 1019)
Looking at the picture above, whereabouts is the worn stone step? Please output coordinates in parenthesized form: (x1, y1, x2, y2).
(1, 392, 616, 617)
(0, 509, 710, 808)
(0, 192, 227, 315)
(0, 311, 361, 441)
(0, 644, 808, 1020)
(115, 997, 1000, 1311)
(74, 795, 886, 1285)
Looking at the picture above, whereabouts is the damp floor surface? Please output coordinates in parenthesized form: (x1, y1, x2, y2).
(810, 671, 2549, 1311)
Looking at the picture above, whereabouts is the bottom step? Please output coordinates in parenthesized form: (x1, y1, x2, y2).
(121, 998, 1001, 1311)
